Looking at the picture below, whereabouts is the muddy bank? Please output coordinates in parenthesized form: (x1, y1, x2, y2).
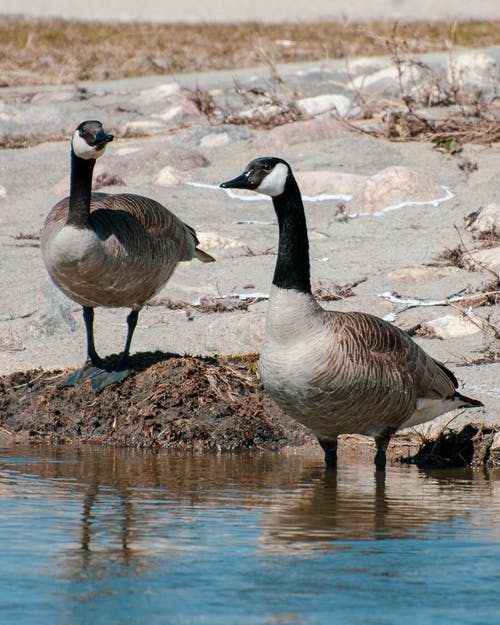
(0, 353, 308, 449)
(0, 353, 496, 467)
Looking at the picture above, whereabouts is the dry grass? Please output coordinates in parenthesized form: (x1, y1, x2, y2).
(1, 18, 499, 88)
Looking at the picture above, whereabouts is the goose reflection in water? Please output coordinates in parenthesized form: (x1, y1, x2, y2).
(0, 447, 497, 569)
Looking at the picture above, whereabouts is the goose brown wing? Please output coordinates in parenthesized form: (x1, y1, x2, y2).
(89, 193, 199, 260)
(337, 312, 457, 401)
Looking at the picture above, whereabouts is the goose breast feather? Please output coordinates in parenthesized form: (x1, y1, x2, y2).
(41, 192, 198, 308)
(259, 291, 457, 437)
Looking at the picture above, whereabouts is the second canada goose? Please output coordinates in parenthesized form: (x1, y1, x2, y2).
(220, 157, 483, 469)
(41, 120, 214, 393)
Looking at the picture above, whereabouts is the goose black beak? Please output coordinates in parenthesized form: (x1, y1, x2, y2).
(220, 172, 252, 190)
(94, 129, 114, 148)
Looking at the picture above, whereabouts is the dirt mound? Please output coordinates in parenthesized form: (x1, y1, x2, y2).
(0, 352, 311, 450)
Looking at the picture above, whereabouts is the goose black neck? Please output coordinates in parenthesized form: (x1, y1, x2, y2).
(67, 151, 95, 228)
(272, 176, 311, 293)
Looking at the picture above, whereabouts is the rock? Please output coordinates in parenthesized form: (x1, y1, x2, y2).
(424, 314, 482, 339)
(30, 285, 78, 339)
(112, 144, 210, 178)
(154, 166, 184, 187)
(30, 88, 80, 104)
(467, 247, 500, 275)
(465, 204, 500, 238)
(236, 103, 290, 123)
(295, 171, 366, 197)
(154, 99, 202, 125)
(387, 265, 461, 283)
(130, 82, 182, 107)
(362, 166, 447, 214)
(447, 52, 498, 97)
(344, 56, 391, 77)
(296, 94, 354, 118)
(350, 62, 441, 103)
(171, 124, 253, 147)
(200, 132, 231, 148)
(122, 119, 168, 135)
(254, 118, 350, 150)
(489, 432, 500, 467)
(197, 231, 245, 251)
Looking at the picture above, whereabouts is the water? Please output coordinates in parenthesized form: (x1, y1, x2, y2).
(0, 446, 499, 625)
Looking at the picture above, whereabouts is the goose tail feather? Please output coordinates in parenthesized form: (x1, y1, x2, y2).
(195, 248, 216, 263)
(452, 392, 483, 408)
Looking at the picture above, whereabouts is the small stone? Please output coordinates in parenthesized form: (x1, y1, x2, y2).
(154, 166, 183, 187)
(296, 94, 353, 118)
(424, 314, 482, 339)
(196, 232, 244, 250)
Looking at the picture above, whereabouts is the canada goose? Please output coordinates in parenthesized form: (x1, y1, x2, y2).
(220, 157, 483, 469)
(41, 120, 214, 393)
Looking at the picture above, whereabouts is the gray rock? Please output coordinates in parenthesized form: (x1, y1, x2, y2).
(468, 247, 500, 275)
(447, 52, 499, 98)
(296, 94, 355, 118)
(466, 203, 500, 237)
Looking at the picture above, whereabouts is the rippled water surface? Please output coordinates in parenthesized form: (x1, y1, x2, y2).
(0, 445, 499, 624)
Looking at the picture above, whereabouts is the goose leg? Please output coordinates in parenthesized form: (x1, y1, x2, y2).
(88, 309, 139, 394)
(317, 436, 338, 468)
(116, 309, 139, 370)
(58, 306, 105, 388)
(374, 428, 396, 470)
(83, 306, 104, 367)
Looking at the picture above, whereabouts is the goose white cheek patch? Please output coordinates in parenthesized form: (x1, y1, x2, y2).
(256, 163, 288, 197)
(71, 132, 105, 160)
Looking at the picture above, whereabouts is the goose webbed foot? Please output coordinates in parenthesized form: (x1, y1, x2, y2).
(86, 366, 130, 394)
(57, 360, 104, 389)
(57, 359, 131, 393)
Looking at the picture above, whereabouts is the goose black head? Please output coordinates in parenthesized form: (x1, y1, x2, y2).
(220, 156, 291, 197)
(71, 120, 114, 160)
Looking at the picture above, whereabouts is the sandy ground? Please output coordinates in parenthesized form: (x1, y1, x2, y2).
(0, 42, 499, 454)
(2, 0, 500, 23)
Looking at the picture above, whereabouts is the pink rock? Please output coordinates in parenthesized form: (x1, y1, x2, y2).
(362, 166, 446, 213)
(253, 118, 351, 150)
